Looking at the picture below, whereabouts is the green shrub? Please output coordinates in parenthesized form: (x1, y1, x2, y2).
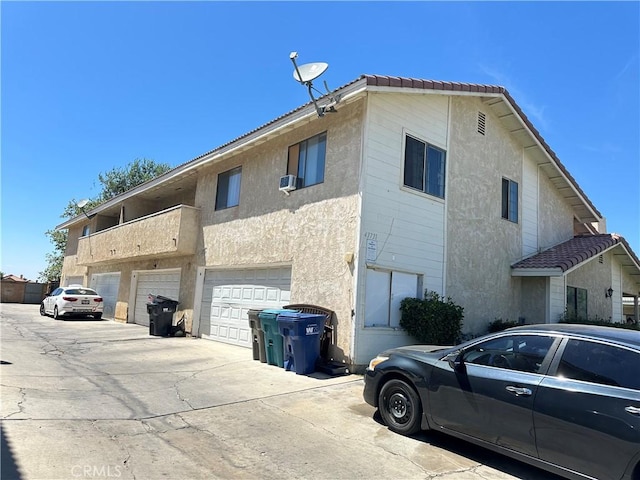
(487, 318, 519, 333)
(399, 291, 464, 344)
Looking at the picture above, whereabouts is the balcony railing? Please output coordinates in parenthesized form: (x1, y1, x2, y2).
(76, 205, 200, 265)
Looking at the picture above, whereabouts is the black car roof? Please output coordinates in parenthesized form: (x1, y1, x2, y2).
(506, 323, 640, 349)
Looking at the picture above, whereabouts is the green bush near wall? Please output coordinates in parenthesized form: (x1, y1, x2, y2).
(487, 319, 520, 332)
(400, 291, 464, 345)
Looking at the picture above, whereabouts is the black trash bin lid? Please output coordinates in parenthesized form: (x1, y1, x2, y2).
(151, 295, 179, 304)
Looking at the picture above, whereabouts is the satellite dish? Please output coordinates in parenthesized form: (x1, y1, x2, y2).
(76, 198, 95, 220)
(293, 62, 328, 83)
(289, 52, 341, 117)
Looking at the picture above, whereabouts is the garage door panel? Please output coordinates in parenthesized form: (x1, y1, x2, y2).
(134, 271, 180, 326)
(90, 273, 120, 320)
(201, 268, 291, 348)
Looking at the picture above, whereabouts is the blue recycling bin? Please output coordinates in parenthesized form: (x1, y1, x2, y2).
(258, 309, 298, 367)
(277, 311, 326, 375)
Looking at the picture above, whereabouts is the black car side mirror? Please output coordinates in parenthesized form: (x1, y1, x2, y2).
(445, 351, 465, 371)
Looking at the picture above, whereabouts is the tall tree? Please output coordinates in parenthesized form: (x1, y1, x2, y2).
(39, 158, 171, 282)
(97, 158, 172, 202)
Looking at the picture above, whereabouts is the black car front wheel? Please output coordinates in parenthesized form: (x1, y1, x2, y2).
(39, 303, 46, 316)
(378, 378, 422, 435)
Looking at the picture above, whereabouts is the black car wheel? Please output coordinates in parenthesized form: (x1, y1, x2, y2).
(378, 379, 422, 435)
(39, 303, 46, 316)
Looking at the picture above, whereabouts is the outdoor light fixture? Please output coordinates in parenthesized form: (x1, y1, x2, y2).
(605, 287, 614, 298)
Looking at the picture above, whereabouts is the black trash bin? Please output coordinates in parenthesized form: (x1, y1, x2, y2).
(248, 309, 266, 363)
(146, 295, 179, 336)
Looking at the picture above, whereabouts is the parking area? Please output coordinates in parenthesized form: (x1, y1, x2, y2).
(0, 304, 557, 479)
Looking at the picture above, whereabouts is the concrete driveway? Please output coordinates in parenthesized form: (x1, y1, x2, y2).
(0, 304, 558, 480)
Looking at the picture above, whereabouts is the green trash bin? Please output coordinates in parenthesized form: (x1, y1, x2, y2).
(258, 309, 298, 367)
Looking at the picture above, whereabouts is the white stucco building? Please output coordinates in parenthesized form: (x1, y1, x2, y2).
(57, 75, 640, 369)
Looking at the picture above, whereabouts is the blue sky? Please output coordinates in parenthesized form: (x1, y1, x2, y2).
(2, 1, 639, 281)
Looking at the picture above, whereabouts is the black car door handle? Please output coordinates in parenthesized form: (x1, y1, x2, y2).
(625, 406, 640, 415)
(506, 386, 532, 396)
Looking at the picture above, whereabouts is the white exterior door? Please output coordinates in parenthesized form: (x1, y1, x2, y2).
(132, 270, 181, 326)
(90, 272, 121, 319)
(200, 267, 291, 348)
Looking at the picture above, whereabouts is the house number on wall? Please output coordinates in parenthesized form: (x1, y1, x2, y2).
(366, 239, 377, 262)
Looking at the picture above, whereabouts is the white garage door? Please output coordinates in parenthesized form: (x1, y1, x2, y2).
(133, 270, 181, 326)
(200, 267, 291, 348)
(90, 272, 121, 319)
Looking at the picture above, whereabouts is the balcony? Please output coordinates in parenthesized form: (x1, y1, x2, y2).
(77, 205, 200, 266)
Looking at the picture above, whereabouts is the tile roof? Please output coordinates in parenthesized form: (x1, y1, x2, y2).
(512, 234, 623, 272)
(2, 274, 29, 283)
(59, 73, 602, 230)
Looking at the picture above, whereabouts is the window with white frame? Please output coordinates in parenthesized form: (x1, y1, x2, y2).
(81, 225, 91, 237)
(364, 268, 421, 327)
(501, 178, 518, 222)
(403, 135, 446, 198)
(287, 132, 327, 189)
(215, 167, 242, 210)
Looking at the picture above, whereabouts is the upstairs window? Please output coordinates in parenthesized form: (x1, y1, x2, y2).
(287, 132, 327, 189)
(403, 135, 446, 198)
(501, 178, 518, 222)
(215, 167, 242, 210)
(81, 225, 91, 237)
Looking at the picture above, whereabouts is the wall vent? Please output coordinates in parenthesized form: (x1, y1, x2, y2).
(477, 111, 486, 135)
(599, 254, 604, 264)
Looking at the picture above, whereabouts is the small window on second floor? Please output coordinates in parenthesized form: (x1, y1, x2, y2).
(81, 225, 91, 237)
(215, 167, 241, 210)
(403, 135, 446, 198)
(287, 132, 327, 189)
(501, 178, 518, 222)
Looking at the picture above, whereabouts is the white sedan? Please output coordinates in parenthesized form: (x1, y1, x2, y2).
(40, 285, 103, 320)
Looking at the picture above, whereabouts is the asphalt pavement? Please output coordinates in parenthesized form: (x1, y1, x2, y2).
(0, 303, 559, 480)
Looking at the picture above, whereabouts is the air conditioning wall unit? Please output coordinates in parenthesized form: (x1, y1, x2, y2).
(279, 174, 297, 193)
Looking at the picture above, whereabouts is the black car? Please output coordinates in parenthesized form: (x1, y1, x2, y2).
(363, 324, 640, 480)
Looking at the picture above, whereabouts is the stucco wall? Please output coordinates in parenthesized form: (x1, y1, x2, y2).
(566, 253, 612, 321)
(520, 277, 546, 324)
(194, 100, 364, 361)
(61, 224, 88, 285)
(446, 96, 522, 335)
(537, 170, 575, 249)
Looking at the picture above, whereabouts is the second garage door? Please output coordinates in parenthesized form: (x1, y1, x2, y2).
(200, 267, 291, 348)
(90, 272, 121, 319)
(133, 270, 181, 326)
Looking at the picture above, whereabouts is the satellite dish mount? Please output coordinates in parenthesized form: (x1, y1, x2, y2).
(289, 52, 341, 117)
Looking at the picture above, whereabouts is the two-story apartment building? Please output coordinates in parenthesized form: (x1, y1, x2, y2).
(57, 74, 640, 369)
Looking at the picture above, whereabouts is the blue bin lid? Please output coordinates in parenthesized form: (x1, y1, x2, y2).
(276, 311, 325, 321)
(259, 308, 298, 319)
